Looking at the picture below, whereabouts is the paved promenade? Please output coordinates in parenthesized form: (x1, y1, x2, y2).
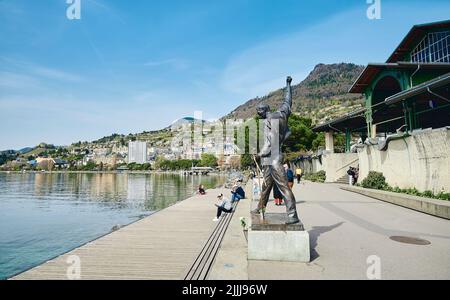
(12, 180, 450, 280)
(12, 187, 228, 280)
(247, 181, 450, 280)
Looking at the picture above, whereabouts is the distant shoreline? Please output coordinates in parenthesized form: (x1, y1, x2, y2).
(0, 170, 225, 176)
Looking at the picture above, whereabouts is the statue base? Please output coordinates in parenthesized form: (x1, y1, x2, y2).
(248, 213, 310, 262)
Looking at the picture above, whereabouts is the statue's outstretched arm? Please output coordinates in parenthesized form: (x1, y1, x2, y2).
(279, 76, 293, 116)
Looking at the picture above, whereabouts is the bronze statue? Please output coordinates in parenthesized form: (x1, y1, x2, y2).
(252, 76, 301, 225)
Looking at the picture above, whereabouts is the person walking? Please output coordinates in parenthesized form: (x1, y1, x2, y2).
(295, 167, 303, 184)
(273, 184, 283, 206)
(285, 164, 294, 189)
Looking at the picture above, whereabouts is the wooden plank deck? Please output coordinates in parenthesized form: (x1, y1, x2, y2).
(184, 201, 238, 280)
(11, 187, 227, 280)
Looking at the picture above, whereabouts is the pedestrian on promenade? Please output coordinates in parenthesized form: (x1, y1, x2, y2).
(295, 167, 303, 184)
(252, 178, 261, 200)
(213, 194, 233, 221)
(285, 164, 294, 189)
(273, 184, 283, 206)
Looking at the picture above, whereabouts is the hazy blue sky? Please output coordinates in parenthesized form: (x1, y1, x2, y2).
(1, 0, 449, 150)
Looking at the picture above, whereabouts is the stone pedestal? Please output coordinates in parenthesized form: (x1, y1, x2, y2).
(248, 213, 310, 262)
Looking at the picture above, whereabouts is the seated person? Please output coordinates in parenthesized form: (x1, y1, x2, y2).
(198, 185, 206, 195)
(213, 194, 233, 221)
(231, 184, 246, 202)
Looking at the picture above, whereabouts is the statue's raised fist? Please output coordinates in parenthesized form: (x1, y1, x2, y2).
(286, 76, 292, 84)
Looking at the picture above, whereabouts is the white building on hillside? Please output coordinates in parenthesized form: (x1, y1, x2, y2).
(128, 141, 148, 164)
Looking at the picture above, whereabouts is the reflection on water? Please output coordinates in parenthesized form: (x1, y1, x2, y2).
(0, 172, 224, 279)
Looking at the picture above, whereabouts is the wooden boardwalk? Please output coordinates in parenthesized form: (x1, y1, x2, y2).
(11, 187, 228, 280)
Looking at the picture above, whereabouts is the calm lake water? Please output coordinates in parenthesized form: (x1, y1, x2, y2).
(0, 172, 225, 279)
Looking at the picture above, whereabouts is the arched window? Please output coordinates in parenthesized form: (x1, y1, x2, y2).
(372, 76, 402, 105)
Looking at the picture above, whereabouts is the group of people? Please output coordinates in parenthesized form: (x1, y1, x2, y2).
(198, 163, 303, 221)
(273, 164, 302, 205)
(212, 180, 246, 222)
(347, 166, 359, 185)
(198, 179, 246, 222)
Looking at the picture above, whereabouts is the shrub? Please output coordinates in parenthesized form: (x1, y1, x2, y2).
(304, 170, 326, 183)
(422, 190, 434, 198)
(436, 191, 450, 201)
(404, 188, 422, 196)
(364, 179, 449, 202)
(361, 171, 388, 190)
(315, 170, 326, 183)
(392, 186, 402, 193)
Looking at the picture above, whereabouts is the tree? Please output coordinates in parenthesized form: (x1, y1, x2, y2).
(199, 153, 217, 168)
(312, 132, 325, 150)
(240, 153, 254, 169)
(283, 115, 316, 153)
(83, 161, 97, 171)
(0, 154, 7, 166)
(142, 163, 152, 171)
(228, 155, 241, 169)
(153, 155, 166, 170)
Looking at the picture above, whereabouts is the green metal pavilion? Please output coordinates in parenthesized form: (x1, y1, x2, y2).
(314, 20, 450, 153)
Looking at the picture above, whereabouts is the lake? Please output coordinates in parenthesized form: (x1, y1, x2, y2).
(0, 172, 225, 280)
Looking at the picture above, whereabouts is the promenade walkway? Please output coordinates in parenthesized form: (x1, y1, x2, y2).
(12, 187, 230, 280)
(245, 181, 450, 280)
(12, 180, 450, 280)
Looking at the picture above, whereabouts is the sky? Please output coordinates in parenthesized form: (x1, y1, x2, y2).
(1, 0, 449, 150)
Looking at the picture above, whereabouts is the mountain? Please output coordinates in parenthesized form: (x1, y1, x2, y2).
(19, 147, 34, 154)
(223, 63, 365, 124)
(167, 117, 208, 129)
(2, 64, 364, 157)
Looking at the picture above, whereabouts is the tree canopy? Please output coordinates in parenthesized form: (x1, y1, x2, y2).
(199, 153, 218, 168)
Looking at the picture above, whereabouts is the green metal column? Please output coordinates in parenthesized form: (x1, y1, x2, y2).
(403, 100, 418, 132)
(364, 90, 373, 138)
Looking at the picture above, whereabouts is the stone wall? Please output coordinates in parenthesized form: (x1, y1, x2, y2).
(312, 152, 359, 182)
(357, 127, 450, 193)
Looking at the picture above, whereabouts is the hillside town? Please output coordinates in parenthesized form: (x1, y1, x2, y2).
(0, 119, 244, 172)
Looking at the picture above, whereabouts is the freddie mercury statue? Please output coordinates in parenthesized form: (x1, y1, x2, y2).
(252, 76, 301, 225)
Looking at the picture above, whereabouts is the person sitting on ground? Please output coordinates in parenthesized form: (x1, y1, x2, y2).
(213, 194, 233, 221)
(198, 185, 206, 195)
(231, 184, 246, 202)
